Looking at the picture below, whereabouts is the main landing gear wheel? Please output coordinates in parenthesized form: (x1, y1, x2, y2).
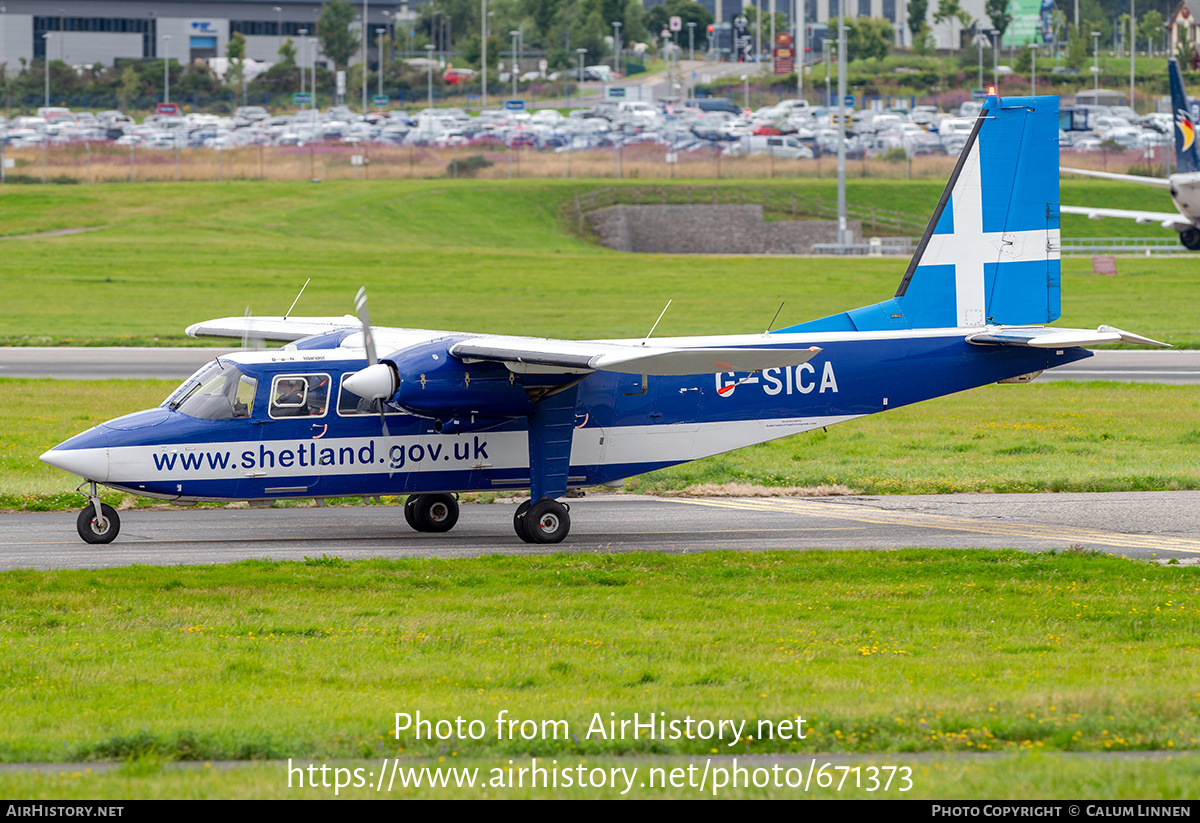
(404, 494, 459, 533)
(513, 500, 533, 543)
(1181, 227, 1200, 250)
(77, 503, 120, 544)
(517, 499, 571, 544)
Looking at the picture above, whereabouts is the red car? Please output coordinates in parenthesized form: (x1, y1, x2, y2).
(442, 68, 477, 85)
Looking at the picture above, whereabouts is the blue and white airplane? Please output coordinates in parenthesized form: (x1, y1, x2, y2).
(1061, 58, 1200, 250)
(42, 93, 1167, 546)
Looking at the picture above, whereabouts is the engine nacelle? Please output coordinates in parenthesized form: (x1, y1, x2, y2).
(388, 339, 536, 419)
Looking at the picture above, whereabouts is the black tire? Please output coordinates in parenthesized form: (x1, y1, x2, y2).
(1180, 227, 1200, 250)
(403, 495, 422, 531)
(513, 500, 534, 543)
(416, 493, 459, 533)
(77, 504, 120, 544)
(524, 499, 571, 544)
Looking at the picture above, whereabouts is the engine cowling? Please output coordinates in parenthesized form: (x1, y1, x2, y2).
(388, 339, 536, 420)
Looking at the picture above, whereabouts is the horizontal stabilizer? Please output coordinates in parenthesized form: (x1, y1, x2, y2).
(966, 325, 1171, 348)
(1059, 204, 1190, 231)
(1060, 167, 1172, 187)
(451, 336, 822, 375)
(186, 316, 359, 342)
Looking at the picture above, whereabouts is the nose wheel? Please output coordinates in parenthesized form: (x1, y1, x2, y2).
(403, 493, 460, 533)
(514, 498, 570, 544)
(77, 502, 120, 544)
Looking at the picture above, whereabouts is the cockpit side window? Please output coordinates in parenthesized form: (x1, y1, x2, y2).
(170, 360, 258, 420)
(270, 374, 330, 419)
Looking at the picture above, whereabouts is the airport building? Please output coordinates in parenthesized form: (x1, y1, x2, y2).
(0, 0, 992, 74)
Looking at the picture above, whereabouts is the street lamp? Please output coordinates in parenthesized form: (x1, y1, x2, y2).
(688, 21, 696, 62)
(1028, 42, 1039, 96)
(274, 6, 283, 49)
(510, 30, 519, 98)
(432, 10, 443, 59)
(1092, 31, 1101, 92)
(611, 21, 622, 76)
(576, 47, 587, 101)
(425, 42, 436, 109)
(162, 34, 170, 104)
(481, 0, 488, 108)
(43, 33, 50, 108)
(298, 28, 308, 104)
(741, 73, 748, 108)
(376, 28, 386, 98)
(990, 29, 999, 89)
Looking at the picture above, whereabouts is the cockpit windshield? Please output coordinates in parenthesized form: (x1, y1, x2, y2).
(164, 360, 258, 420)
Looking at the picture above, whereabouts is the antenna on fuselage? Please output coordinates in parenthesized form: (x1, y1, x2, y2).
(283, 278, 311, 321)
(642, 299, 672, 346)
(765, 302, 785, 334)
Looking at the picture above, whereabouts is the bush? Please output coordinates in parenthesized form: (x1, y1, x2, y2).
(449, 154, 494, 178)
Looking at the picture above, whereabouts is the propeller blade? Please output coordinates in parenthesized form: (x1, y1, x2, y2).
(354, 286, 377, 366)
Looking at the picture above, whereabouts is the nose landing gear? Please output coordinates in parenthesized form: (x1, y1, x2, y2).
(76, 482, 120, 544)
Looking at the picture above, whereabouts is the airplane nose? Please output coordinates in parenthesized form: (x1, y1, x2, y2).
(39, 427, 111, 482)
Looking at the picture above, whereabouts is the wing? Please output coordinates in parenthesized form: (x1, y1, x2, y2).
(186, 316, 360, 342)
(966, 325, 1171, 348)
(450, 335, 822, 375)
(1059, 204, 1193, 232)
(1060, 167, 1172, 187)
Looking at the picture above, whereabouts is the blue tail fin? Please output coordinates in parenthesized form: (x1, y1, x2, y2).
(777, 95, 1061, 334)
(1169, 58, 1200, 174)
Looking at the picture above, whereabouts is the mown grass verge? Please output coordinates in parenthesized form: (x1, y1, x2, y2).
(1, 550, 1197, 767)
(1, 179, 1197, 348)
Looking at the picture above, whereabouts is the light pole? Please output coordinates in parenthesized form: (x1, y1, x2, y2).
(977, 25, 983, 90)
(577, 47, 587, 101)
(1129, 0, 1135, 113)
(475, 0, 480, 106)
(162, 34, 170, 104)
(299, 28, 308, 105)
(43, 33, 50, 108)
(377, 28, 386, 98)
(274, 6, 283, 50)
(612, 21, 622, 76)
(1092, 30, 1100, 92)
(510, 30, 519, 98)
(741, 73, 748, 108)
(990, 29, 999, 89)
(361, 0, 369, 113)
(1028, 42, 1038, 95)
(425, 42, 436, 109)
(432, 10, 442, 60)
(688, 21, 696, 62)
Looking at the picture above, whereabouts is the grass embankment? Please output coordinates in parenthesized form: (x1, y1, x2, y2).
(0, 550, 1197, 797)
(0, 180, 1195, 348)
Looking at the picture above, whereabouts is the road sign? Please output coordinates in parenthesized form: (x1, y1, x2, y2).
(608, 87, 626, 98)
(372, 95, 389, 107)
(971, 88, 987, 100)
(539, 59, 548, 72)
(293, 92, 312, 104)
(155, 102, 179, 115)
(843, 94, 855, 107)
(830, 113, 850, 125)
(670, 16, 683, 31)
(504, 99, 526, 111)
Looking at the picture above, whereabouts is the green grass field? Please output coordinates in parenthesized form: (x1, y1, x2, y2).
(2, 178, 1196, 800)
(0, 551, 1197, 798)
(1, 179, 1196, 347)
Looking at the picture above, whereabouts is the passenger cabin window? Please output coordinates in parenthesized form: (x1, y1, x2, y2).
(270, 374, 330, 419)
(337, 372, 403, 416)
(169, 360, 257, 420)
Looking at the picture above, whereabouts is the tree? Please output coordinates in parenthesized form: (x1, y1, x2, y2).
(934, 0, 964, 52)
(318, 0, 359, 70)
(646, 0, 713, 38)
(911, 20, 937, 54)
(1139, 10, 1164, 54)
(985, 0, 1011, 43)
(119, 64, 140, 112)
(1066, 26, 1089, 69)
(908, 0, 929, 41)
(846, 17, 894, 61)
(623, 0, 649, 44)
(226, 31, 246, 101)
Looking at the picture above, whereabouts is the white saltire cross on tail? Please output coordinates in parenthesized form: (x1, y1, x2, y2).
(916, 134, 1061, 328)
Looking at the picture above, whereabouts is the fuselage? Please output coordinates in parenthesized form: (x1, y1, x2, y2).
(1168, 171, 1200, 224)
(41, 327, 1090, 504)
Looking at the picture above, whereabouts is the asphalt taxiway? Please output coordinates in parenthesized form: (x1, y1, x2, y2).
(3, 491, 1198, 570)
